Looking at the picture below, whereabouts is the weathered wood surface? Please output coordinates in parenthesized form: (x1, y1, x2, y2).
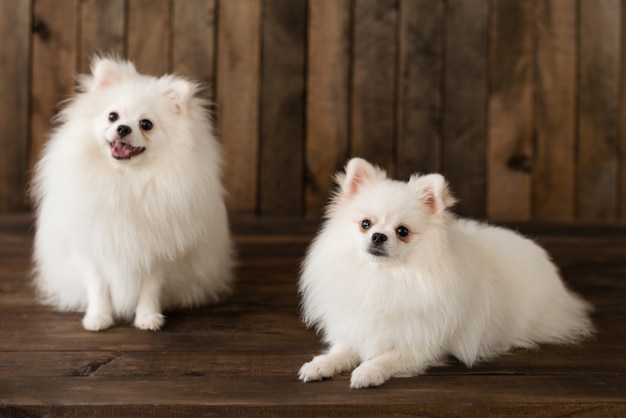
(1, 214, 625, 416)
(442, 0, 489, 218)
(0, 1, 30, 212)
(79, 0, 126, 72)
(3, 1, 626, 222)
(259, 0, 307, 216)
(533, 0, 577, 222)
(396, 0, 444, 181)
(577, 0, 621, 222)
(487, 0, 534, 221)
(29, 0, 79, 174)
(127, 0, 170, 74)
(172, 0, 217, 103)
(351, 0, 397, 173)
(216, 0, 262, 213)
(305, 0, 351, 219)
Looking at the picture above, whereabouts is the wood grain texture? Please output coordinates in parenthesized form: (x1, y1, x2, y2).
(487, 0, 534, 221)
(79, 0, 127, 72)
(533, 0, 577, 221)
(259, 0, 307, 216)
(0, 0, 30, 211)
(621, 5, 626, 222)
(442, 0, 489, 218)
(305, 0, 350, 218)
(172, 0, 216, 101)
(578, 0, 621, 222)
(351, 0, 398, 173)
(127, 0, 170, 74)
(216, 0, 262, 213)
(396, 0, 444, 180)
(2, 404, 626, 418)
(3, 2, 626, 223)
(1, 214, 626, 415)
(30, 0, 79, 172)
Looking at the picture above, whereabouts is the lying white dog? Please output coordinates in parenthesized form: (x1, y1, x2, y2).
(299, 158, 593, 388)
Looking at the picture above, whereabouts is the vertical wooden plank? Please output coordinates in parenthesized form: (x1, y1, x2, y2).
(351, 0, 397, 172)
(216, 0, 262, 213)
(79, 0, 127, 72)
(533, 0, 576, 221)
(127, 0, 170, 74)
(305, 0, 350, 218)
(259, 0, 307, 216)
(396, 0, 444, 180)
(621, 3, 626, 222)
(0, 0, 30, 211)
(487, 0, 534, 222)
(442, 0, 489, 218)
(30, 0, 80, 171)
(172, 0, 216, 101)
(578, 0, 620, 222)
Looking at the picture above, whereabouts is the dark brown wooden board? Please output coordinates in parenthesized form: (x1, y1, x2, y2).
(2, 403, 626, 418)
(351, 0, 397, 173)
(396, 0, 444, 180)
(79, 0, 127, 72)
(29, 0, 79, 174)
(533, 0, 577, 221)
(1, 214, 625, 415)
(0, 1, 30, 211)
(216, 0, 262, 213)
(172, 0, 217, 102)
(487, 0, 534, 222)
(621, 4, 626, 222)
(259, 0, 307, 216)
(127, 0, 171, 75)
(577, 0, 621, 222)
(305, 0, 351, 218)
(442, 0, 489, 218)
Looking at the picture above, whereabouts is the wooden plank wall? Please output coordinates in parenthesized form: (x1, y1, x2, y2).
(1, 0, 626, 223)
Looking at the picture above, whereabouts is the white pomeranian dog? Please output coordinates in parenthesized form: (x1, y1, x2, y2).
(31, 57, 234, 332)
(299, 158, 593, 388)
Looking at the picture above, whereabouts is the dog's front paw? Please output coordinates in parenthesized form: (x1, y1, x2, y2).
(299, 357, 338, 382)
(82, 313, 114, 332)
(133, 312, 165, 331)
(350, 362, 389, 389)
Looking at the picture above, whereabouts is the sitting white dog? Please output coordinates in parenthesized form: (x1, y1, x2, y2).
(32, 57, 234, 331)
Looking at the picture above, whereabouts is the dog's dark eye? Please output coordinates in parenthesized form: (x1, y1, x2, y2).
(140, 119, 153, 131)
(108, 112, 119, 122)
(361, 219, 372, 230)
(396, 226, 409, 237)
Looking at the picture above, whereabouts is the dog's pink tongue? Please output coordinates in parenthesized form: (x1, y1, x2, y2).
(112, 140, 132, 158)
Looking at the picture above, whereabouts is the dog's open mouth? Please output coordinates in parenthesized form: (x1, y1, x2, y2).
(111, 140, 146, 160)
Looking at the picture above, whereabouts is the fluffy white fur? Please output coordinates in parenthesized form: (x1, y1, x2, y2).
(298, 158, 593, 388)
(32, 57, 234, 331)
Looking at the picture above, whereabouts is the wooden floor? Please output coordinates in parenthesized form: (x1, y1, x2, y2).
(1, 214, 625, 417)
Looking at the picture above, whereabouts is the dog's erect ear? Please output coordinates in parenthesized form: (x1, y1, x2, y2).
(336, 158, 385, 197)
(409, 173, 456, 214)
(158, 75, 197, 115)
(90, 56, 137, 90)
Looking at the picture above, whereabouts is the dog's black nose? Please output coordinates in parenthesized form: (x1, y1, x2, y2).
(371, 233, 387, 245)
(117, 124, 132, 138)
